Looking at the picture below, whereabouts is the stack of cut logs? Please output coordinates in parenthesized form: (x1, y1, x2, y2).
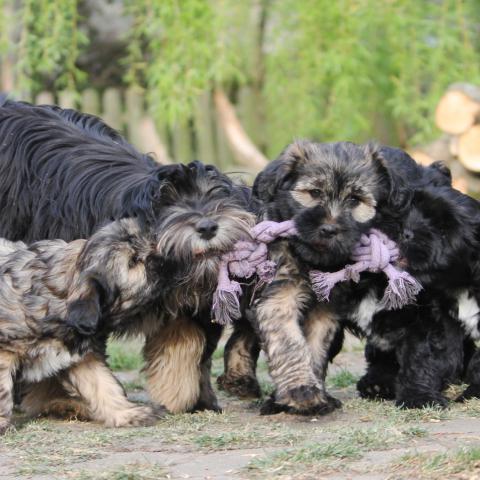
(409, 83, 480, 193)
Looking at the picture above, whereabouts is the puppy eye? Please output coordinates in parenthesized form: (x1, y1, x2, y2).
(348, 194, 361, 205)
(128, 255, 139, 268)
(309, 189, 322, 198)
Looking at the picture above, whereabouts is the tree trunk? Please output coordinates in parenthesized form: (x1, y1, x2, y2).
(214, 89, 268, 171)
(458, 124, 480, 173)
(435, 83, 480, 135)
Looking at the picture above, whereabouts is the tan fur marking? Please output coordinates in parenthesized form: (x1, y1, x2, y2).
(65, 353, 155, 427)
(255, 282, 320, 398)
(21, 376, 89, 420)
(352, 202, 376, 223)
(291, 190, 320, 208)
(144, 317, 205, 413)
(304, 307, 338, 382)
(0, 351, 16, 433)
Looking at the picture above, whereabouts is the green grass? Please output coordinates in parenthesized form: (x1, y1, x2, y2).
(327, 369, 359, 388)
(247, 422, 422, 477)
(73, 463, 168, 480)
(107, 338, 144, 371)
(394, 446, 480, 478)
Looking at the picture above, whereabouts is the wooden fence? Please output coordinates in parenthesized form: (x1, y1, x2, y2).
(29, 87, 267, 174)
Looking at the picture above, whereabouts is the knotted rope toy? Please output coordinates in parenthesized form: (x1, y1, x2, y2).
(212, 223, 422, 324)
(212, 220, 297, 325)
(309, 228, 422, 310)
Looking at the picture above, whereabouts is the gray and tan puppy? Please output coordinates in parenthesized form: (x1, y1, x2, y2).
(220, 141, 411, 414)
(0, 218, 166, 433)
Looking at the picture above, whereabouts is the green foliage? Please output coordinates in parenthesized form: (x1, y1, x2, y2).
(263, 0, 480, 154)
(124, 0, 246, 124)
(327, 369, 359, 388)
(15, 0, 87, 94)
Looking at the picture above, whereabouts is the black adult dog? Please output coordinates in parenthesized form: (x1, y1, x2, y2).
(0, 98, 254, 414)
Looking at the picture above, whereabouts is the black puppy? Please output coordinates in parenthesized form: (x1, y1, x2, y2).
(358, 185, 480, 407)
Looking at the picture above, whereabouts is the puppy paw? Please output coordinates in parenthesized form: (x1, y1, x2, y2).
(261, 385, 341, 416)
(456, 384, 480, 402)
(190, 399, 223, 413)
(217, 374, 261, 399)
(357, 374, 396, 400)
(395, 393, 449, 410)
(259, 396, 289, 416)
(105, 405, 159, 427)
(0, 418, 12, 435)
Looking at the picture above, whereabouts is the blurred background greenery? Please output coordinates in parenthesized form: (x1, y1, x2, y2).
(1, 0, 479, 167)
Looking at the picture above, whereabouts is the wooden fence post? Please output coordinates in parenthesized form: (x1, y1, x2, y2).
(194, 91, 217, 165)
(102, 87, 123, 131)
(81, 88, 100, 115)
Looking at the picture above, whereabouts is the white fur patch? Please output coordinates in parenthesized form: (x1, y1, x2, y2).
(457, 291, 480, 339)
(352, 202, 376, 223)
(22, 343, 82, 382)
(369, 334, 392, 351)
(353, 293, 380, 335)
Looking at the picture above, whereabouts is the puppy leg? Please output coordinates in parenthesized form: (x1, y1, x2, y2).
(457, 348, 480, 401)
(21, 376, 89, 420)
(304, 307, 342, 409)
(192, 320, 223, 412)
(0, 352, 15, 434)
(217, 316, 261, 399)
(357, 341, 398, 400)
(64, 353, 156, 427)
(254, 282, 336, 416)
(144, 317, 206, 413)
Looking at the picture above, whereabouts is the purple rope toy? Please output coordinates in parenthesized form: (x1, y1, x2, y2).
(212, 223, 422, 325)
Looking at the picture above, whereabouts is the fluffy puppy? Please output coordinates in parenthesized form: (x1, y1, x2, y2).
(219, 142, 452, 409)
(0, 218, 163, 432)
(221, 140, 409, 415)
(0, 99, 254, 413)
(357, 185, 480, 407)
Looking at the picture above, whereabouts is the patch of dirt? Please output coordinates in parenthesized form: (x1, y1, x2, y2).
(3, 339, 480, 479)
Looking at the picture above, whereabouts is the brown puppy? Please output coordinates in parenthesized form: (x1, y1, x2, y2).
(0, 218, 165, 432)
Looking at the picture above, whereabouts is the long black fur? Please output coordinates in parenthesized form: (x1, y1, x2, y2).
(0, 98, 180, 241)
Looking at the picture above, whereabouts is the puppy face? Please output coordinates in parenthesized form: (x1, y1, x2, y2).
(254, 141, 404, 269)
(65, 218, 163, 335)
(155, 161, 255, 276)
(398, 186, 479, 283)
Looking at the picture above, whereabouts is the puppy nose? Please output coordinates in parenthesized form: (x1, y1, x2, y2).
(195, 219, 218, 240)
(403, 229, 414, 241)
(318, 224, 339, 238)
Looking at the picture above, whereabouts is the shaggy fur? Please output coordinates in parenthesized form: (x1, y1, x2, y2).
(357, 185, 480, 407)
(0, 99, 254, 414)
(219, 140, 456, 412)
(0, 218, 164, 432)
(220, 140, 413, 415)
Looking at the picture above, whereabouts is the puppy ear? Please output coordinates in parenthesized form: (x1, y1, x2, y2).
(428, 161, 452, 186)
(253, 140, 309, 202)
(65, 274, 112, 336)
(368, 144, 412, 212)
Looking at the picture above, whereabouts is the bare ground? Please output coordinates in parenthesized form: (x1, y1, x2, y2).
(2, 335, 480, 480)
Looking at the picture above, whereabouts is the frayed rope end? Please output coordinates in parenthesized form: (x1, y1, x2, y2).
(309, 271, 334, 302)
(380, 273, 422, 310)
(211, 281, 243, 325)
